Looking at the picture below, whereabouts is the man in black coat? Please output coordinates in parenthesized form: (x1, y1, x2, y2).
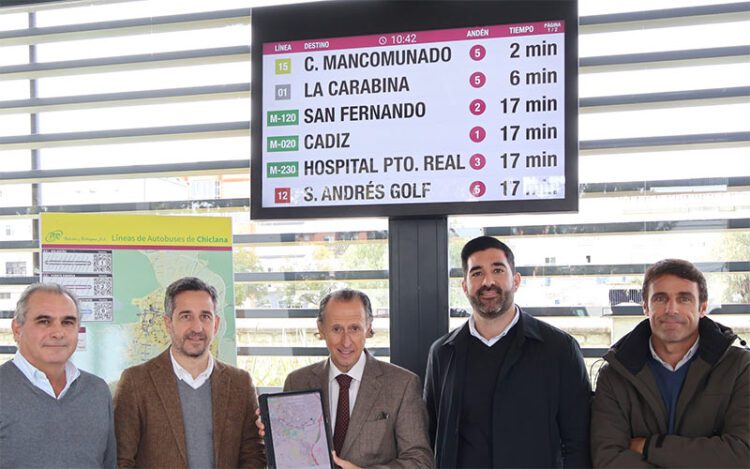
(424, 236, 592, 468)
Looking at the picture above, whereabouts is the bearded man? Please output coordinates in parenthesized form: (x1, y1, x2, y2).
(114, 277, 265, 468)
(424, 236, 592, 468)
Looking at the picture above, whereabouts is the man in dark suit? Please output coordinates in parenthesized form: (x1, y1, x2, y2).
(425, 236, 591, 468)
(271, 288, 433, 469)
(114, 277, 265, 468)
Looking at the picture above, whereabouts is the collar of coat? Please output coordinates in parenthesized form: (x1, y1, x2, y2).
(607, 316, 737, 375)
(442, 307, 543, 347)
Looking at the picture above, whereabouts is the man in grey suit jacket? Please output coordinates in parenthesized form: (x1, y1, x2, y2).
(277, 288, 433, 469)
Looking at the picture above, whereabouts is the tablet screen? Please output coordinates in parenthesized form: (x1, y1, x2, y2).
(260, 390, 335, 469)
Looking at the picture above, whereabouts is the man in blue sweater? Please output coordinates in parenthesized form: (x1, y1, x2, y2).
(0, 283, 116, 468)
(591, 259, 749, 467)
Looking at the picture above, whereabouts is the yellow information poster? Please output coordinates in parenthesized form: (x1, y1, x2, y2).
(40, 213, 236, 385)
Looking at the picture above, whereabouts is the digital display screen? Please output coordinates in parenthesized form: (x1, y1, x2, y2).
(261, 391, 334, 469)
(251, 1, 577, 219)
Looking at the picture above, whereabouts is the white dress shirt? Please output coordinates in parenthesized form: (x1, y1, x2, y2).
(169, 348, 215, 389)
(468, 305, 520, 347)
(328, 351, 367, 430)
(13, 351, 80, 399)
(649, 336, 700, 371)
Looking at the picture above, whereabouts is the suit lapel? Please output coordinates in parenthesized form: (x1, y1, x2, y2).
(494, 311, 536, 390)
(341, 352, 382, 456)
(449, 324, 469, 430)
(311, 360, 332, 421)
(211, 360, 229, 465)
(149, 349, 189, 465)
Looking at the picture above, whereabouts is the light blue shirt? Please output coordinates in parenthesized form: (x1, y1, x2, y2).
(12, 351, 80, 399)
(468, 306, 520, 347)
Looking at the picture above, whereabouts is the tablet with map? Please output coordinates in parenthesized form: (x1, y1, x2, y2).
(260, 389, 335, 469)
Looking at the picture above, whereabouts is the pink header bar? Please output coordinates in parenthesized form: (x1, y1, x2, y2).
(264, 20, 565, 55)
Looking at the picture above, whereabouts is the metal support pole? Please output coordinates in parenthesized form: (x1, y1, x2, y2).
(388, 217, 449, 381)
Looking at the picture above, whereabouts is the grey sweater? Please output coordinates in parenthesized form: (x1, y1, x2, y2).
(0, 360, 116, 469)
(177, 379, 214, 469)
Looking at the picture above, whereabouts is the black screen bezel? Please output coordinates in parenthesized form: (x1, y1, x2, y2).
(259, 389, 336, 469)
(251, 0, 578, 220)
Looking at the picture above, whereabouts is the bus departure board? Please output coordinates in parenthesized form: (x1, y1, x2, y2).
(251, 0, 577, 219)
